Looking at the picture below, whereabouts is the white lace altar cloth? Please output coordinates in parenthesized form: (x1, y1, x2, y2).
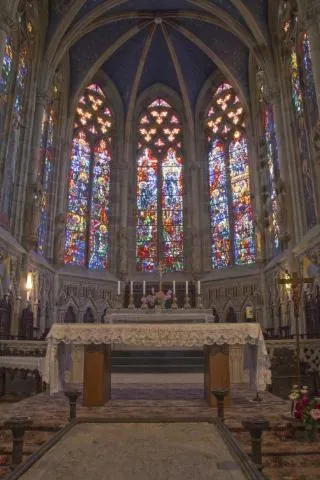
(43, 323, 271, 395)
(0, 356, 45, 375)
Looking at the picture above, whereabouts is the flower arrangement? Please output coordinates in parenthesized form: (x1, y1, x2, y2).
(289, 385, 320, 438)
(146, 289, 172, 308)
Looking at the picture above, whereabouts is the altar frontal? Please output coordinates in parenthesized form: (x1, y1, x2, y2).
(43, 323, 270, 407)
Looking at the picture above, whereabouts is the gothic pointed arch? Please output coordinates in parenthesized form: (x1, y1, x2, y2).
(64, 83, 114, 271)
(205, 82, 255, 269)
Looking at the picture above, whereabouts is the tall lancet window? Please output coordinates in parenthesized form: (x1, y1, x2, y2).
(280, 0, 317, 229)
(0, 35, 13, 144)
(64, 84, 113, 270)
(256, 68, 281, 255)
(206, 83, 255, 269)
(38, 78, 61, 255)
(136, 98, 183, 272)
(0, 12, 32, 224)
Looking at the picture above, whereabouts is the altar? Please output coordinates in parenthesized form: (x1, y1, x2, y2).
(108, 309, 213, 323)
(43, 323, 270, 407)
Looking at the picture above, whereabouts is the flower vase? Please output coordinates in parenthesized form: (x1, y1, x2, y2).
(291, 400, 296, 417)
(155, 305, 161, 313)
(305, 424, 317, 442)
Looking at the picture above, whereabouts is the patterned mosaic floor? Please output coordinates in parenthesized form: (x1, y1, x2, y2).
(0, 377, 319, 479)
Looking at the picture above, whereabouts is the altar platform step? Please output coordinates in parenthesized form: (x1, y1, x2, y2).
(111, 350, 204, 373)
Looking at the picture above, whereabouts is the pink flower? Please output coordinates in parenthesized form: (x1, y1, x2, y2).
(310, 409, 320, 421)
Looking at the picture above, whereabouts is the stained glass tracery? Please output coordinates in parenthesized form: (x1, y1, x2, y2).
(136, 98, 183, 272)
(0, 36, 14, 95)
(65, 84, 113, 270)
(14, 44, 30, 115)
(257, 70, 280, 254)
(38, 82, 60, 255)
(206, 83, 255, 269)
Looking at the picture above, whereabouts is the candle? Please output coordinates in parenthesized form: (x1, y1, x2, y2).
(197, 280, 201, 295)
(130, 281, 133, 295)
(143, 280, 146, 296)
(117, 281, 121, 296)
(173, 280, 176, 295)
(186, 280, 188, 295)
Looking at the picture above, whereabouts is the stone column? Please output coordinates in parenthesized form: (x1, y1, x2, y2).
(300, 0, 320, 113)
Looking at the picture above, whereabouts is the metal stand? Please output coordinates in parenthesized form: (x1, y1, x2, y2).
(242, 418, 269, 470)
(5, 416, 33, 470)
(64, 390, 81, 421)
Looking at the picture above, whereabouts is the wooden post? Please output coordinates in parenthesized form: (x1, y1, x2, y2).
(83, 344, 111, 407)
(203, 344, 231, 407)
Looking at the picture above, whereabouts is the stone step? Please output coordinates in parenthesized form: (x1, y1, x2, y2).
(112, 364, 203, 373)
(111, 350, 204, 373)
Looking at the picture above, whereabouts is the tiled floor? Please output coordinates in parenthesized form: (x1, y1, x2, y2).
(19, 423, 248, 480)
(0, 375, 319, 479)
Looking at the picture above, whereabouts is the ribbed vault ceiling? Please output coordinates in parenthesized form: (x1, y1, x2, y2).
(48, 0, 269, 111)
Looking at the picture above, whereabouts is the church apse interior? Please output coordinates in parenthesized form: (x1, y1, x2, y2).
(0, 1, 320, 477)
(0, 0, 319, 335)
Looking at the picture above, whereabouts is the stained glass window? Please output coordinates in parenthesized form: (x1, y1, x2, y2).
(136, 98, 183, 272)
(206, 83, 255, 268)
(38, 82, 60, 255)
(13, 44, 30, 115)
(301, 32, 318, 126)
(280, 2, 317, 229)
(64, 84, 113, 270)
(0, 36, 14, 94)
(257, 70, 280, 254)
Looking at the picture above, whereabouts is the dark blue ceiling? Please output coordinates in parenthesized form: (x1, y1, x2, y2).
(51, 1, 268, 111)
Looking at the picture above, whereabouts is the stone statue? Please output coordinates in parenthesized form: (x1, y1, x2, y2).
(25, 181, 43, 249)
(19, 304, 34, 340)
(275, 178, 291, 249)
(253, 214, 266, 262)
(54, 213, 65, 264)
